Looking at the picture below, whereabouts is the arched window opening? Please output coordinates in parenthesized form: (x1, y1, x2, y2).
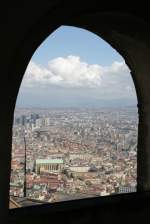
(10, 26, 138, 208)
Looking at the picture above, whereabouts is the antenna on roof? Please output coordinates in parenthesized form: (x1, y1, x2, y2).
(23, 130, 27, 197)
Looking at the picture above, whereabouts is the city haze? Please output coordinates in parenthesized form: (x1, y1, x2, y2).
(10, 26, 138, 206)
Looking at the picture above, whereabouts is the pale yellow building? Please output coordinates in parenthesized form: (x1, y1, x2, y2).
(35, 159, 63, 174)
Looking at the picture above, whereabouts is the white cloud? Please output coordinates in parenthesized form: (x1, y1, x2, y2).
(22, 55, 136, 99)
(24, 56, 104, 88)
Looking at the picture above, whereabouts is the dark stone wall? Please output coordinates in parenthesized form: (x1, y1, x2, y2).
(9, 192, 150, 224)
(1, 2, 150, 223)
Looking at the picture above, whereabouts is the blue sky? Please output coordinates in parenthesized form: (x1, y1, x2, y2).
(32, 26, 123, 66)
(16, 26, 137, 108)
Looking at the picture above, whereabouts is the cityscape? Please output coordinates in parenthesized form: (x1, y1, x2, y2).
(10, 106, 138, 205)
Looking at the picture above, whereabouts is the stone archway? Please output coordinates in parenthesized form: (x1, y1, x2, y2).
(11, 11, 150, 193)
(1, 4, 150, 220)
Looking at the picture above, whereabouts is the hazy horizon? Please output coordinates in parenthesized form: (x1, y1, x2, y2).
(15, 103, 137, 109)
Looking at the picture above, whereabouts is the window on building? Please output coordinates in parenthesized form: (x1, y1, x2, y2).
(10, 26, 138, 208)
